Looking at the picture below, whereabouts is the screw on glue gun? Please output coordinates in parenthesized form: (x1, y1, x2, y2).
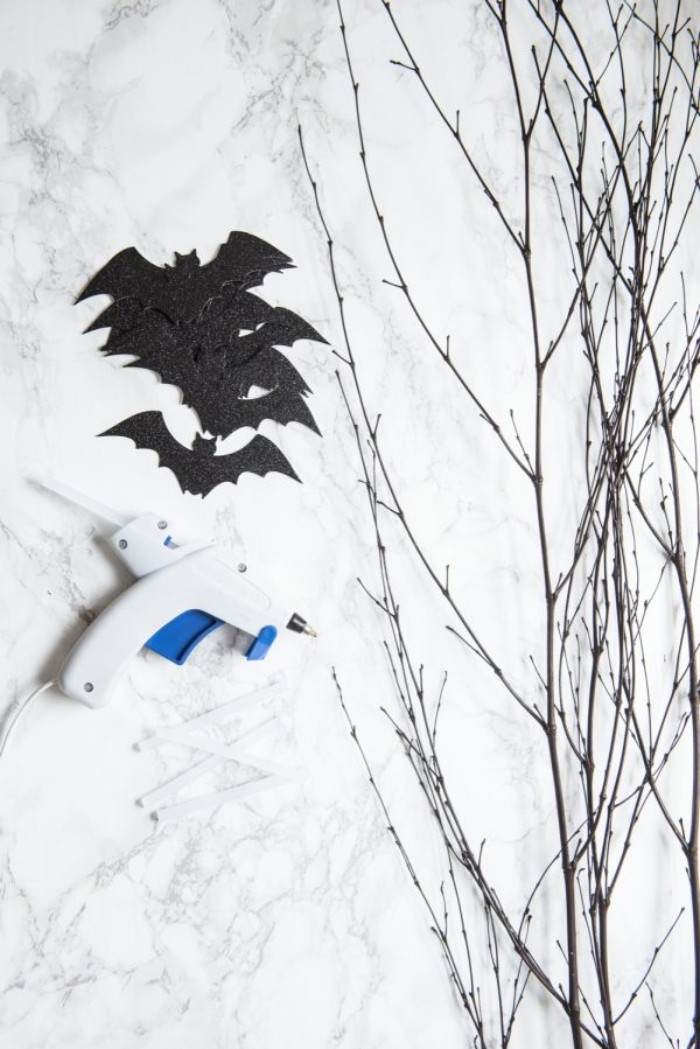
(36, 481, 316, 710)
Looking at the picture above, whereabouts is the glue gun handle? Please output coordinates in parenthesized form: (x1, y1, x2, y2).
(57, 548, 284, 708)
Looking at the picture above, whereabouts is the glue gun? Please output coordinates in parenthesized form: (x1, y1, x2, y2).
(46, 483, 316, 709)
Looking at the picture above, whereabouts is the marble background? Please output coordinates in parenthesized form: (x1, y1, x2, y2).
(0, 1, 693, 1047)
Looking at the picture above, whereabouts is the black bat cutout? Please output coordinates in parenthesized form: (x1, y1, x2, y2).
(226, 345, 312, 399)
(97, 298, 325, 439)
(77, 232, 294, 325)
(177, 348, 318, 438)
(103, 326, 317, 439)
(83, 231, 326, 492)
(219, 384, 321, 438)
(118, 333, 312, 400)
(87, 288, 275, 344)
(100, 293, 326, 375)
(99, 411, 299, 496)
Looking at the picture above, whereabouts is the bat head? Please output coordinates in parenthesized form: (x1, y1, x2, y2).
(191, 432, 218, 458)
(168, 250, 200, 274)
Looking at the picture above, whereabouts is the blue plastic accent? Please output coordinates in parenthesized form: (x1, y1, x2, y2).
(245, 625, 278, 661)
(145, 609, 223, 665)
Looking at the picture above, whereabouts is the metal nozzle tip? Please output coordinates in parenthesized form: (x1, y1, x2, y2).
(287, 613, 318, 637)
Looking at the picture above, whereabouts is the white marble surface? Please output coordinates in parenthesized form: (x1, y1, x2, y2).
(0, 1, 694, 1047)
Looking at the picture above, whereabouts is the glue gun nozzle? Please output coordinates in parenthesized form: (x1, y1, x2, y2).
(287, 613, 318, 638)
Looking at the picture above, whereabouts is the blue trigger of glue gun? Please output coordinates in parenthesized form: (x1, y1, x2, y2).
(145, 611, 278, 665)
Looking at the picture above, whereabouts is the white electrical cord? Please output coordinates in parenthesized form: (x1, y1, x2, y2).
(0, 680, 55, 763)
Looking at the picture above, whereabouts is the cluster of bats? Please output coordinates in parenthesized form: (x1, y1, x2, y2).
(78, 232, 327, 496)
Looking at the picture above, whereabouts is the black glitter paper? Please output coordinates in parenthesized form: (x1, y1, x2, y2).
(77, 233, 294, 323)
(99, 412, 298, 496)
(79, 232, 327, 494)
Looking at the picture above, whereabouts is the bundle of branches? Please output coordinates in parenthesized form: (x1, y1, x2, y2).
(301, 0, 699, 1046)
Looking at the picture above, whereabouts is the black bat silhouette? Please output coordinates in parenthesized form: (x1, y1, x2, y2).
(77, 232, 294, 324)
(216, 384, 320, 438)
(99, 411, 298, 496)
(98, 303, 323, 437)
(82, 231, 326, 494)
(191, 354, 318, 442)
(97, 293, 324, 380)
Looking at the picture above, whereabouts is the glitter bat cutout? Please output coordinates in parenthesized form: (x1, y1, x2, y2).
(77, 233, 294, 323)
(100, 412, 298, 496)
(79, 232, 327, 494)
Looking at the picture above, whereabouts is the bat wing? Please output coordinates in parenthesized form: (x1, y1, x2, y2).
(199, 385, 320, 440)
(76, 247, 167, 306)
(83, 296, 149, 337)
(100, 313, 206, 408)
(98, 411, 196, 492)
(210, 299, 327, 356)
(201, 232, 294, 293)
(194, 300, 326, 375)
(197, 435, 299, 495)
(260, 307, 328, 349)
(96, 307, 171, 357)
(228, 347, 313, 397)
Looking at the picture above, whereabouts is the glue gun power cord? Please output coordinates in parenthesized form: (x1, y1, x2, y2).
(0, 680, 54, 764)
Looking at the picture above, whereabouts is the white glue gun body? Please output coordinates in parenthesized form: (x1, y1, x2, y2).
(57, 513, 311, 708)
